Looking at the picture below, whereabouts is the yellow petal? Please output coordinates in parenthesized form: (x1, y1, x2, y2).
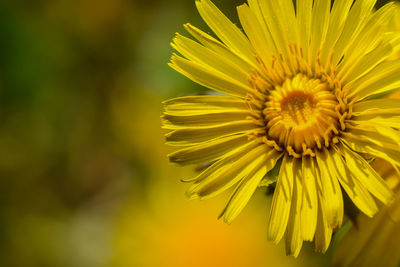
(338, 144, 395, 206)
(285, 159, 303, 258)
(320, 0, 353, 63)
(300, 157, 318, 242)
(314, 155, 333, 253)
(315, 149, 343, 229)
(237, 3, 276, 65)
(172, 33, 250, 86)
(184, 23, 255, 73)
(352, 114, 400, 129)
(221, 150, 282, 224)
(247, 0, 277, 54)
(163, 110, 250, 129)
(187, 144, 271, 199)
(352, 98, 400, 115)
(267, 155, 294, 244)
(168, 134, 250, 165)
(254, 0, 290, 56)
(165, 121, 257, 145)
(350, 59, 400, 100)
(309, 0, 330, 63)
(275, 0, 297, 44)
(342, 134, 400, 168)
(169, 54, 253, 98)
(338, 3, 396, 83)
(343, 125, 400, 160)
(195, 0, 257, 66)
(163, 95, 246, 109)
(314, 195, 333, 253)
(331, 147, 378, 217)
(295, 0, 312, 56)
(332, 0, 377, 65)
(182, 140, 260, 183)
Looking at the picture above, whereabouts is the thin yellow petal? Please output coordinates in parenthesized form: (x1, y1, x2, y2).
(343, 45, 399, 97)
(338, 144, 395, 205)
(168, 134, 249, 165)
(255, 0, 290, 56)
(350, 63, 400, 101)
(309, 0, 330, 63)
(181, 140, 260, 183)
(314, 153, 333, 253)
(331, 147, 378, 217)
(332, 0, 377, 65)
(338, 3, 396, 83)
(237, 3, 276, 65)
(315, 149, 343, 229)
(341, 133, 400, 173)
(169, 54, 253, 97)
(314, 196, 333, 253)
(187, 144, 271, 199)
(247, 0, 279, 58)
(163, 95, 246, 110)
(352, 98, 400, 115)
(184, 23, 255, 73)
(221, 150, 282, 224)
(353, 114, 400, 129)
(195, 0, 257, 66)
(285, 159, 303, 258)
(165, 121, 257, 145)
(172, 33, 250, 85)
(267, 155, 293, 244)
(162, 110, 250, 129)
(345, 124, 400, 154)
(320, 0, 353, 63)
(296, 0, 312, 57)
(300, 157, 318, 241)
(275, 0, 297, 44)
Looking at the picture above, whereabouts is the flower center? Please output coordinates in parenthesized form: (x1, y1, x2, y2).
(263, 74, 340, 157)
(247, 45, 354, 158)
(280, 91, 316, 128)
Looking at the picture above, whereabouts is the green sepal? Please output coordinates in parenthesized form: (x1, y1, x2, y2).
(258, 157, 283, 187)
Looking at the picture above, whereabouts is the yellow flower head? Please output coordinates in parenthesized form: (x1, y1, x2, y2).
(163, 0, 399, 257)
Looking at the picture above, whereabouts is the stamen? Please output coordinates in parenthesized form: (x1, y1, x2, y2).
(247, 116, 265, 127)
(346, 97, 358, 119)
(246, 93, 263, 110)
(262, 137, 283, 151)
(339, 112, 347, 131)
(314, 135, 322, 150)
(287, 146, 301, 158)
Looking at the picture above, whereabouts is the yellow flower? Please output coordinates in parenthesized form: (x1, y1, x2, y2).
(333, 159, 400, 267)
(163, 0, 399, 256)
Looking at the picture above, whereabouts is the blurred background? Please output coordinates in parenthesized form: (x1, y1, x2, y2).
(0, 0, 395, 266)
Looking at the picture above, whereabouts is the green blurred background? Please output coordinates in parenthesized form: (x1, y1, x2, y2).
(0, 0, 394, 266)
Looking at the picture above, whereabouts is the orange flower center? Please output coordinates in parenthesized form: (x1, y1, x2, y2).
(263, 74, 341, 157)
(247, 46, 354, 158)
(280, 91, 316, 128)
